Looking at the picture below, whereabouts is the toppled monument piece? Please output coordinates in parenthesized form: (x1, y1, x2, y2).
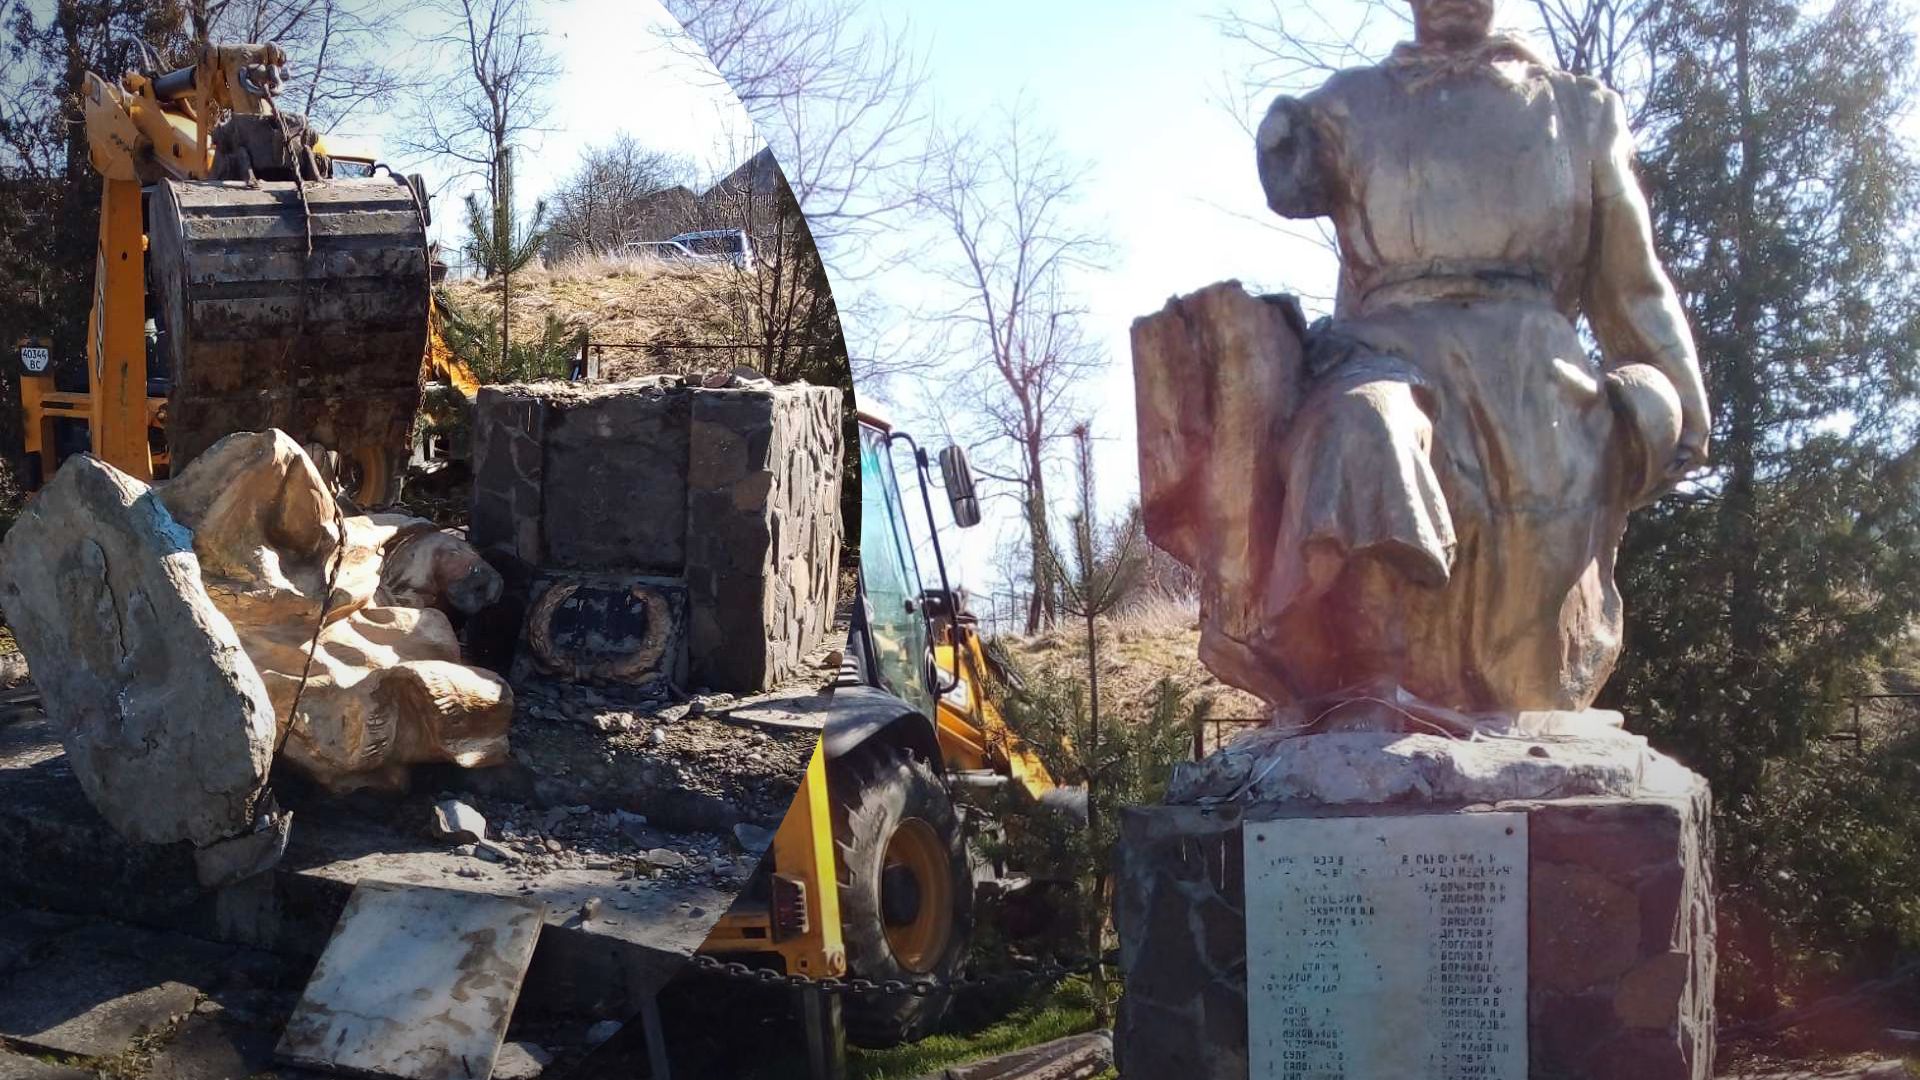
(0, 432, 514, 877)
(0, 455, 277, 849)
(158, 431, 512, 793)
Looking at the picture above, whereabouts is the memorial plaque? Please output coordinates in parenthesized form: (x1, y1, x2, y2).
(1245, 813, 1528, 1080)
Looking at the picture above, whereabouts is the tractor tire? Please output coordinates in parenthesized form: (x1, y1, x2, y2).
(831, 742, 973, 1048)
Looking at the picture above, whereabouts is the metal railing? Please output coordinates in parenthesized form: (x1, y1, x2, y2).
(1830, 691, 1920, 750)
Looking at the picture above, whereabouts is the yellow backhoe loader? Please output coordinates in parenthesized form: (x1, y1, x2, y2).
(700, 409, 1077, 1049)
(18, 40, 466, 504)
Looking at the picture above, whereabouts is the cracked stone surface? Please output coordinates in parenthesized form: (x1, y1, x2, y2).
(0, 454, 275, 848)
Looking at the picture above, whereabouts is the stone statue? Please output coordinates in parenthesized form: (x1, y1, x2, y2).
(0, 431, 512, 883)
(1133, 0, 1710, 734)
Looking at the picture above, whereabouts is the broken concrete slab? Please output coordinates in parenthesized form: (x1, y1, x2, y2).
(0, 946, 197, 1057)
(141, 1008, 283, 1080)
(0, 716, 744, 1017)
(0, 905, 302, 1065)
(0, 453, 277, 849)
(277, 881, 546, 1080)
(0, 1051, 91, 1080)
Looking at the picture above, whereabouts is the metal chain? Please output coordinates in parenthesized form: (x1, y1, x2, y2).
(684, 954, 1105, 997)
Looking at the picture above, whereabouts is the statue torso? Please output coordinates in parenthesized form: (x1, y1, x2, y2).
(1303, 62, 1612, 318)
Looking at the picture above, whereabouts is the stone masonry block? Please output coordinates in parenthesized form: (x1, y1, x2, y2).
(471, 378, 843, 695)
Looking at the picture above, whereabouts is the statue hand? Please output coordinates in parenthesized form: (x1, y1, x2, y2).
(1667, 409, 1710, 482)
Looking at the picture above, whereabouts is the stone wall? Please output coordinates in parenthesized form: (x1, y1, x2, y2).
(685, 386, 843, 691)
(470, 378, 843, 693)
(1114, 783, 1715, 1080)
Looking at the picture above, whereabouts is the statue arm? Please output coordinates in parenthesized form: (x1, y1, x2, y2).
(1587, 88, 1711, 474)
(1257, 94, 1334, 219)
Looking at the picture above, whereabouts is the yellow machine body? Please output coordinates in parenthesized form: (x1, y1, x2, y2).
(701, 411, 1057, 995)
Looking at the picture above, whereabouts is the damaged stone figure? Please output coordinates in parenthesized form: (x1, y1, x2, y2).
(0, 430, 510, 884)
(1117, 9, 1721, 1077)
(1134, 0, 1711, 735)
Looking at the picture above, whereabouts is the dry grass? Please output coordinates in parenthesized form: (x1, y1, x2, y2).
(999, 594, 1267, 729)
(442, 253, 755, 380)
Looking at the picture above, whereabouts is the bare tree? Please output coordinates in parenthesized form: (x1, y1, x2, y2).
(659, 0, 937, 390)
(915, 105, 1107, 633)
(660, 0, 926, 248)
(402, 0, 559, 218)
(544, 135, 699, 260)
(695, 147, 850, 385)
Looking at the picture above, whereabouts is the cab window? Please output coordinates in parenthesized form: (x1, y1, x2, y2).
(859, 425, 934, 718)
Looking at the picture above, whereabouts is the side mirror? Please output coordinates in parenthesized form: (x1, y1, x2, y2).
(938, 445, 981, 528)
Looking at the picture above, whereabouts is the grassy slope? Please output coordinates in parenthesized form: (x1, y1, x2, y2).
(1000, 597, 1268, 731)
(441, 254, 753, 381)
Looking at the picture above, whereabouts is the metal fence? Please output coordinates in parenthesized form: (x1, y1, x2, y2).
(1828, 691, 1920, 751)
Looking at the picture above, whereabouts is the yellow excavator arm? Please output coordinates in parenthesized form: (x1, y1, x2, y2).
(24, 42, 435, 504)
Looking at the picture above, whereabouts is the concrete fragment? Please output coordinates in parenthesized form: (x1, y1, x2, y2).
(585, 1020, 622, 1046)
(732, 823, 774, 855)
(0, 454, 276, 848)
(432, 799, 487, 844)
(192, 804, 293, 888)
(646, 849, 688, 870)
(494, 1041, 553, 1080)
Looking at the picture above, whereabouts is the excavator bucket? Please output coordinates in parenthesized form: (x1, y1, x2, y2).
(146, 174, 431, 503)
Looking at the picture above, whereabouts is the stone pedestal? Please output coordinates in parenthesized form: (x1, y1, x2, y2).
(1113, 729, 1715, 1080)
(470, 377, 843, 693)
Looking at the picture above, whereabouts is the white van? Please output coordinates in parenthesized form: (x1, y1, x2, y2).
(668, 229, 756, 270)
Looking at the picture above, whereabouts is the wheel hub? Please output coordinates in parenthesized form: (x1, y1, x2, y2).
(879, 817, 953, 973)
(881, 863, 923, 926)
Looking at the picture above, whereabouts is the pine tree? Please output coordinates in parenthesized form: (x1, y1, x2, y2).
(1596, 0, 1920, 1007)
(461, 145, 549, 375)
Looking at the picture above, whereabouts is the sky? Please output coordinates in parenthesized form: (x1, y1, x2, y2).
(838, 0, 1352, 611)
